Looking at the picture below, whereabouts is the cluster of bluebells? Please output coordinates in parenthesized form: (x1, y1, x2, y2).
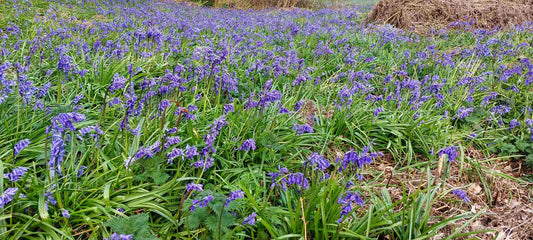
(46, 112, 86, 177)
(292, 123, 314, 135)
(0, 188, 18, 208)
(190, 195, 214, 211)
(225, 190, 245, 206)
(13, 139, 30, 156)
(268, 166, 309, 191)
(4, 167, 28, 182)
(242, 212, 257, 226)
(338, 146, 383, 176)
(0, 0, 532, 237)
(239, 139, 256, 151)
(451, 189, 471, 203)
(104, 233, 133, 240)
(439, 146, 459, 162)
(304, 152, 330, 171)
(186, 182, 203, 195)
(337, 191, 365, 223)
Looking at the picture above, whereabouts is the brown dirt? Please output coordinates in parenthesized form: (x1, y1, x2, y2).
(369, 150, 533, 239)
(366, 0, 533, 33)
(298, 99, 334, 125)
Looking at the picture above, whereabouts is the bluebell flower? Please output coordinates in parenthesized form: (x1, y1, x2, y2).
(185, 145, 198, 159)
(186, 183, 203, 194)
(105, 233, 133, 240)
(304, 152, 330, 171)
(224, 104, 234, 114)
(239, 139, 256, 151)
(164, 136, 181, 149)
(242, 212, 257, 226)
(191, 156, 214, 170)
(0, 188, 18, 208)
(4, 166, 28, 182)
(77, 165, 87, 177)
(109, 74, 127, 94)
(190, 195, 214, 211)
(225, 190, 244, 206)
(292, 123, 313, 135)
(14, 139, 30, 156)
(167, 148, 184, 164)
(451, 189, 470, 202)
(62, 209, 70, 218)
(337, 191, 364, 223)
(509, 119, 520, 130)
(454, 107, 473, 120)
(439, 146, 459, 162)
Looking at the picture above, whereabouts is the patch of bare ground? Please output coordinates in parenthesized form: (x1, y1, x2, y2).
(297, 99, 334, 125)
(369, 149, 533, 239)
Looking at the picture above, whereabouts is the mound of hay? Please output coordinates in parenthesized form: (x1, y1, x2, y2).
(366, 0, 533, 32)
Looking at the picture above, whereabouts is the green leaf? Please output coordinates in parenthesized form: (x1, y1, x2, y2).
(104, 213, 157, 240)
(526, 154, 533, 168)
(189, 207, 208, 229)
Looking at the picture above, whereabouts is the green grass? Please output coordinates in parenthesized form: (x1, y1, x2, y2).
(0, 0, 532, 239)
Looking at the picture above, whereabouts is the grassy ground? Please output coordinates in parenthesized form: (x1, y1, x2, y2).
(0, 0, 532, 239)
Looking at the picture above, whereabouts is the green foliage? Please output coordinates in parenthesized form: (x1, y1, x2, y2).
(182, 191, 239, 239)
(104, 214, 158, 240)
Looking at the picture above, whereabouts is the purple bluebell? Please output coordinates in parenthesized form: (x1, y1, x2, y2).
(225, 190, 245, 206)
(439, 146, 459, 162)
(509, 119, 520, 130)
(0, 188, 18, 208)
(167, 148, 184, 164)
(191, 156, 214, 170)
(242, 212, 257, 226)
(294, 100, 304, 111)
(190, 195, 214, 211)
(164, 136, 181, 149)
(454, 107, 474, 120)
(124, 157, 135, 170)
(109, 74, 127, 94)
(4, 166, 28, 182)
(304, 152, 330, 171)
(105, 233, 133, 240)
(281, 172, 309, 191)
(62, 209, 70, 218)
(77, 165, 87, 177)
(158, 99, 170, 111)
(14, 139, 30, 156)
(186, 183, 203, 193)
(224, 104, 234, 114)
(373, 107, 384, 117)
(185, 145, 198, 159)
(292, 123, 314, 135)
(451, 189, 470, 202)
(239, 139, 256, 151)
(337, 191, 364, 223)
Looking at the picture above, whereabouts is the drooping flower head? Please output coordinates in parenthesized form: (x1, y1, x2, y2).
(13, 139, 30, 156)
(0, 188, 18, 208)
(242, 212, 257, 226)
(225, 190, 245, 206)
(4, 167, 28, 182)
(439, 146, 459, 162)
(304, 152, 330, 171)
(239, 139, 256, 151)
(451, 189, 470, 202)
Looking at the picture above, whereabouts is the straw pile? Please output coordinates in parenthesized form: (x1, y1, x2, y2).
(366, 0, 533, 32)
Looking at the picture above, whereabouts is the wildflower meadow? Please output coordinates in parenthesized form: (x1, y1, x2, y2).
(0, 0, 532, 239)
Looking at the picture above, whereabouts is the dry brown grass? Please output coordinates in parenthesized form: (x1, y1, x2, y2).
(366, 0, 533, 33)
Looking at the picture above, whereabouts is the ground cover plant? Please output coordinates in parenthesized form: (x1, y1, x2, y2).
(0, 0, 532, 239)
